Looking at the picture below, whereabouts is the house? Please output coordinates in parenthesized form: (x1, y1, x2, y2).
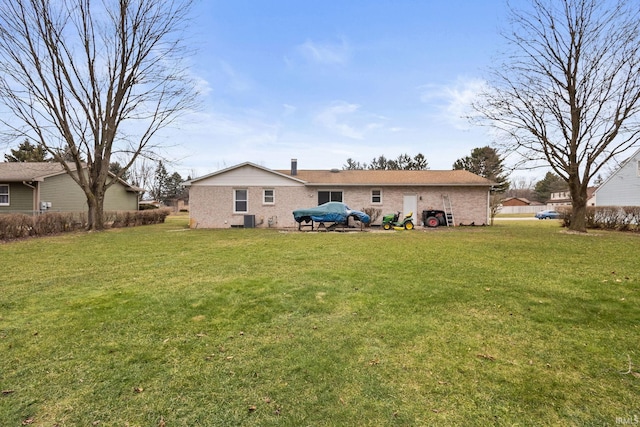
(547, 190, 572, 207)
(593, 147, 640, 206)
(0, 162, 142, 214)
(547, 187, 597, 208)
(184, 160, 495, 229)
(498, 196, 546, 215)
(501, 197, 533, 207)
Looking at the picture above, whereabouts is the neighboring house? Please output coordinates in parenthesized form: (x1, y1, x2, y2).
(501, 197, 532, 207)
(593, 147, 640, 206)
(185, 160, 495, 229)
(547, 190, 572, 207)
(548, 187, 597, 208)
(498, 197, 546, 215)
(0, 162, 141, 214)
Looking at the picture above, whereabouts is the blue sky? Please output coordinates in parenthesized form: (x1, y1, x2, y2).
(165, 1, 529, 178)
(0, 1, 534, 180)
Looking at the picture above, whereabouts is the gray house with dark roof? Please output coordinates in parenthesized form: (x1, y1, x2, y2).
(0, 162, 141, 214)
(184, 161, 495, 229)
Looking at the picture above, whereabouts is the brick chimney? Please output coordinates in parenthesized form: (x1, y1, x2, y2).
(291, 158, 297, 176)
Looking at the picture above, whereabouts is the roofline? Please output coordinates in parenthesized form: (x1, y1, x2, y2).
(184, 161, 308, 185)
(593, 146, 640, 194)
(181, 162, 495, 187)
(305, 182, 494, 187)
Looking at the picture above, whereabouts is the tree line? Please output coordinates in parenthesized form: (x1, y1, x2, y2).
(2, 0, 640, 232)
(343, 148, 510, 193)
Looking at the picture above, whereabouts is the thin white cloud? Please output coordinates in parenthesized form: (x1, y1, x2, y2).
(419, 77, 486, 130)
(314, 102, 365, 139)
(296, 38, 350, 65)
(282, 104, 297, 116)
(313, 102, 393, 140)
(219, 60, 252, 92)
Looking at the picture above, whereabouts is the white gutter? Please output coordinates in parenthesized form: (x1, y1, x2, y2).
(22, 181, 38, 213)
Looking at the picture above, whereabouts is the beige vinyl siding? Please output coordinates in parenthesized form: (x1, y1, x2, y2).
(40, 172, 138, 212)
(40, 173, 87, 211)
(0, 183, 34, 212)
(104, 181, 139, 211)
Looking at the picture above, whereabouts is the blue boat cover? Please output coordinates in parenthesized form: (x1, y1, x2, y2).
(293, 202, 370, 224)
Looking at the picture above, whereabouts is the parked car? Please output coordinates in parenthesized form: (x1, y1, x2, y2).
(535, 210, 562, 220)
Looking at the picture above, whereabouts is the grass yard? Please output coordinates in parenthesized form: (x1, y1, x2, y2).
(1, 218, 639, 426)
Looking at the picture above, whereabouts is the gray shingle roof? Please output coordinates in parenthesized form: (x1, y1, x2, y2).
(0, 162, 143, 192)
(0, 162, 75, 181)
(274, 168, 495, 186)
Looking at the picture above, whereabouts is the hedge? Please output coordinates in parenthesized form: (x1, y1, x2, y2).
(561, 206, 640, 231)
(0, 209, 171, 241)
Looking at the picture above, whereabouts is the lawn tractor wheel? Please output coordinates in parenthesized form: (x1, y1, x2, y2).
(405, 221, 414, 230)
(425, 216, 439, 228)
(383, 223, 392, 230)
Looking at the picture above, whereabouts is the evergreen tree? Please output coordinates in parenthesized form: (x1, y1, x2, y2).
(342, 158, 366, 170)
(150, 161, 169, 202)
(453, 146, 509, 192)
(109, 162, 131, 183)
(534, 172, 566, 203)
(365, 153, 429, 170)
(4, 139, 49, 162)
(149, 161, 184, 204)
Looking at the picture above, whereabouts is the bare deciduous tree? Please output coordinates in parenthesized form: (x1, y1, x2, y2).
(0, 0, 199, 230)
(473, 0, 640, 232)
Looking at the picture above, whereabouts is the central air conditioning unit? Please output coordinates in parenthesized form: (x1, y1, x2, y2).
(244, 215, 255, 228)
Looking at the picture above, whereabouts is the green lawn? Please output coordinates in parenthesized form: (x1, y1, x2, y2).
(1, 218, 639, 426)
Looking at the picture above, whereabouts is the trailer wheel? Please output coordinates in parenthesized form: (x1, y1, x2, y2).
(405, 221, 414, 230)
(426, 216, 439, 228)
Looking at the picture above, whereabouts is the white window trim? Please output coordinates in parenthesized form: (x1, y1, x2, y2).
(234, 189, 248, 213)
(0, 184, 9, 206)
(371, 189, 382, 204)
(263, 189, 275, 205)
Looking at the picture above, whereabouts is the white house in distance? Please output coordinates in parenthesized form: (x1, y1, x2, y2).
(184, 160, 495, 229)
(594, 147, 640, 206)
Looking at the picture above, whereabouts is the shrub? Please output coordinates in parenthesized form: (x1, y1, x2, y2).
(563, 206, 640, 232)
(361, 207, 381, 225)
(0, 214, 32, 240)
(1, 210, 171, 241)
(109, 209, 171, 228)
(139, 203, 159, 210)
(33, 212, 83, 235)
(0, 212, 86, 241)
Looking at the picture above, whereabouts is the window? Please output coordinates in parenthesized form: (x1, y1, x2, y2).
(0, 184, 8, 206)
(637, 160, 640, 177)
(234, 189, 248, 213)
(318, 190, 342, 205)
(263, 189, 274, 204)
(371, 189, 382, 204)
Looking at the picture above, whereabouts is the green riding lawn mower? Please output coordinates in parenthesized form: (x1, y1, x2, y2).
(382, 211, 414, 230)
(382, 209, 449, 230)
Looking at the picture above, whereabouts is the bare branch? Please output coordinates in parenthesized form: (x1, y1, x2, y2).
(0, 0, 199, 229)
(474, 0, 640, 231)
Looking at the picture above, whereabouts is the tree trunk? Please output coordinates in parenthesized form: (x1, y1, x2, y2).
(86, 189, 106, 231)
(568, 180, 588, 232)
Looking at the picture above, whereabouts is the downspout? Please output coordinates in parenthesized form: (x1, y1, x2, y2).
(22, 181, 38, 214)
(487, 188, 491, 226)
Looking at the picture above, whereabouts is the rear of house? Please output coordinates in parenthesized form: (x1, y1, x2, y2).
(186, 162, 494, 229)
